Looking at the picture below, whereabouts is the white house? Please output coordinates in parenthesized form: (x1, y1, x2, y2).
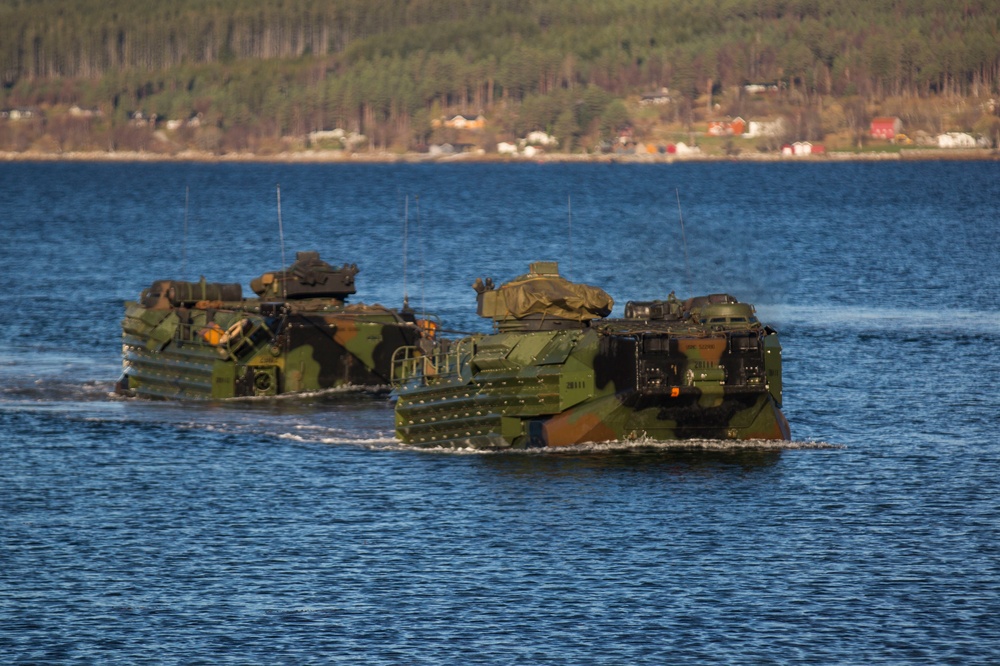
(673, 142, 700, 156)
(745, 119, 785, 139)
(793, 141, 813, 156)
(68, 105, 101, 118)
(745, 83, 780, 94)
(640, 88, 672, 106)
(937, 132, 976, 148)
(524, 131, 558, 147)
(308, 128, 366, 149)
(309, 129, 346, 142)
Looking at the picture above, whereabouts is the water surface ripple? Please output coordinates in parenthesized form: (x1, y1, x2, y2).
(1, 161, 998, 663)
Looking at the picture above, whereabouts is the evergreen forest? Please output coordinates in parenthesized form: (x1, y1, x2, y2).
(1, 0, 999, 155)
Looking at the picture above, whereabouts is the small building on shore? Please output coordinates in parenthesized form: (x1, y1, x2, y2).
(640, 88, 672, 106)
(707, 117, 746, 136)
(435, 114, 486, 130)
(781, 142, 824, 156)
(745, 119, 784, 139)
(871, 117, 902, 140)
(937, 132, 977, 148)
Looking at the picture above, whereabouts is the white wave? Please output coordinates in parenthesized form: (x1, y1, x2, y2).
(225, 384, 390, 402)
(275, 429, 399, 446)
(757, 303, 1000, 334)
(373, 436, 842, 455)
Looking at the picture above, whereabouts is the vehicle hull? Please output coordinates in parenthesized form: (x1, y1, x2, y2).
(118, 302, 423, 400)
(393, 323, 790, 449)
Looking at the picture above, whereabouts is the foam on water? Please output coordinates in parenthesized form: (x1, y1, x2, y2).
(759, 303, 1000, 334)
(344, 436, 842, 455)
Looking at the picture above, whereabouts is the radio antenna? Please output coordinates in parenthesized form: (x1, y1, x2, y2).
(415, 194, 425, 317)
(402, 194, 409, 309)
(277, 184, 287, 298)
(675, 188, 692, 290)
(567, 193, 572, 276)
(182, 185, 189, 278)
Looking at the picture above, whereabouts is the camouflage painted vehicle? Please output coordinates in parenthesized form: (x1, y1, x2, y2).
(392, 262, 789, 449)
(117, 251, 432, 400)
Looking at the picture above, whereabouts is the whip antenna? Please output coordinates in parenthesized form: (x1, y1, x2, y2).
(182, 185, 189, 278)
(676, 188, 691, 290)
(415, 194, 426, 317)
(277, 184, 287, 298)
(567, 193, 572, 276)
(402, 194, 409, 308)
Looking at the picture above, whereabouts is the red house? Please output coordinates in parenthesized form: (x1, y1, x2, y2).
(871, 117, 902, 140)
(707, 117, 746, 136)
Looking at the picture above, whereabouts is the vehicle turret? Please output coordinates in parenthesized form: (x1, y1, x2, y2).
(472, 261, 613, 332)
(623, 291, 684, 320)
(685, 295, 761, 328)
(250, 251, 359, 302)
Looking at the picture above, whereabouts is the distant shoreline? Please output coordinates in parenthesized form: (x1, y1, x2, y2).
(1, 148, 998, 164)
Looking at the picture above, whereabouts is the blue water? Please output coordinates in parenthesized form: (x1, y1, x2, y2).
(2, 160, 999, 663)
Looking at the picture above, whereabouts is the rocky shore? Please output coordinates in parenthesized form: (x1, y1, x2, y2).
(1, 147, 997, 164)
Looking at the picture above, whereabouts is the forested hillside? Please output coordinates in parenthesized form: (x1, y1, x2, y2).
(1, 0, 999, 154)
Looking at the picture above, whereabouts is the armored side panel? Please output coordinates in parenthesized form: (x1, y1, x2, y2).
(274, 307, 425, 393)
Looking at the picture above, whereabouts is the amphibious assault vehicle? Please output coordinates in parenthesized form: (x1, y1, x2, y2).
(117, 251, 432, 400)
(391, 262, 789, 449)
